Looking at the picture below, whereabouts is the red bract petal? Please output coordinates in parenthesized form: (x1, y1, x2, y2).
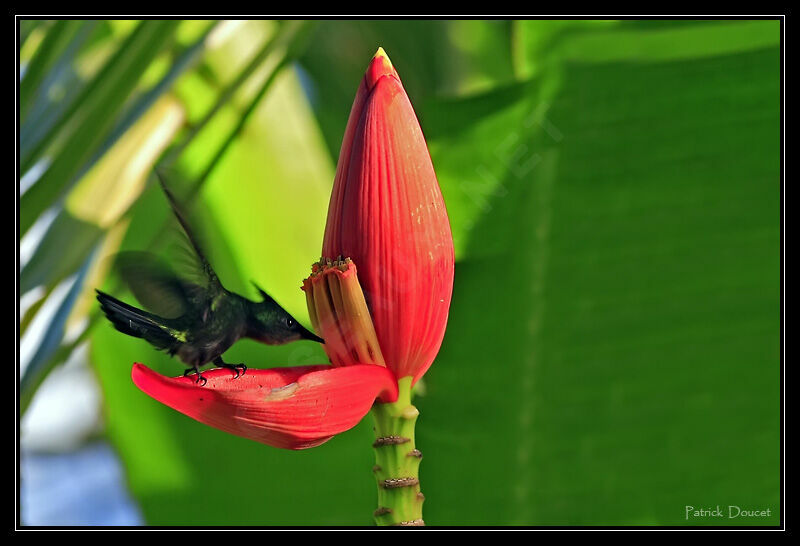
(131, 363, 398, 450)
(322, 49, 455, 384)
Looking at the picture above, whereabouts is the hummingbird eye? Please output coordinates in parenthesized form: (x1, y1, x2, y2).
(285, 317, 294, 328)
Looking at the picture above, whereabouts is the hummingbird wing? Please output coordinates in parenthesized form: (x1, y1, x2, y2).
(115, 251, 195, 320)
(157, 173, 223, 294)
(154, 172, 229, 325)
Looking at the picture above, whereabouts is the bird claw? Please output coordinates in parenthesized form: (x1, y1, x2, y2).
(213, 359, 246, 379)
(227, 363, 247, 379)
(184, 368, 207, 386)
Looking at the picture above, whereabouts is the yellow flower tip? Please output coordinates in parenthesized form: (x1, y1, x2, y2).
(373, 46, 391, 65)
(365, 47, 397, 91)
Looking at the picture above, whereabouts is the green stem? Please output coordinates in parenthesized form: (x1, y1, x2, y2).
(370, 376, 425, 526)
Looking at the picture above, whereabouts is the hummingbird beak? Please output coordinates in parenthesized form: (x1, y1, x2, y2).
(300, 325, 324, 344)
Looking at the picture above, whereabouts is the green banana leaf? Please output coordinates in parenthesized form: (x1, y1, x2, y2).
(20, 20, 180, 237)
(419, 19, 780, 525)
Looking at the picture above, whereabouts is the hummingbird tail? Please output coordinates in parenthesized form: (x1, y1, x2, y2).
(96, 290, 179, 352)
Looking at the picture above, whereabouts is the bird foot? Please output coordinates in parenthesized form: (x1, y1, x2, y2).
(184, 368, 208, 386)
(214, 358, 247, 379)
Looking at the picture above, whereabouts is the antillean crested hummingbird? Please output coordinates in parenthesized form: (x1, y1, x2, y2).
(96, 175, 323, 386)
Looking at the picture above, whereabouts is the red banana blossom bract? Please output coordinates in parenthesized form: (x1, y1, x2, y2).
(131, 48, 453, 450)
(322, 48, 455, 384)
(132, 363, 397, 449)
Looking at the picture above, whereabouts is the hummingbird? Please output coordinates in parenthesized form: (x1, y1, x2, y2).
(96, 176, 323, 386)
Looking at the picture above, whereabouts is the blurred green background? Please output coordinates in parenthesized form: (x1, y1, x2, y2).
(18, 19, 781, 526)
